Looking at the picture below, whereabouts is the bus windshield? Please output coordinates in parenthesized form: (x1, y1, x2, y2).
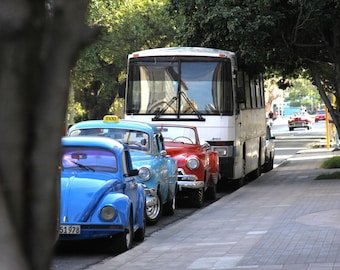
(126, 58, 233, 117)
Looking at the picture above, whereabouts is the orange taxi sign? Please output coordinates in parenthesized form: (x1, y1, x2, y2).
(103, 115, 119, 123)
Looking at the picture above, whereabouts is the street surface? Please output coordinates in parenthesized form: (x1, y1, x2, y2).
(272, 116, 328, 167)
(51, 117, 328, 270)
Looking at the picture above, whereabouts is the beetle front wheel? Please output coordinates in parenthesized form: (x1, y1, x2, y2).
(111, 210, 133, 254)
(134, 199, 146, 242)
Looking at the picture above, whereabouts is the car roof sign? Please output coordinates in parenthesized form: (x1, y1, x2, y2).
(103, 115, 119, 123)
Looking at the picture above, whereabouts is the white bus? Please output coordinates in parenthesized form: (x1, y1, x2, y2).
(124, 47, 266, 189)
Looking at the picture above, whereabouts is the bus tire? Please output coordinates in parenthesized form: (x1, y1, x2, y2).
(263, 153, 274, 172)
(248, 154, 261, 181)
(229, 177, 244, 191)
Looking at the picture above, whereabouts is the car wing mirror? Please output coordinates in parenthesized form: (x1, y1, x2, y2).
(128, 169, 139, 176)
(160, 150, 167, 157)
(200, 141, 211, 150)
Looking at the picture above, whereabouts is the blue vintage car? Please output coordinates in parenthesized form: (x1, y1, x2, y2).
(59, 136, 146, 253)
(68, 115, 178, 225)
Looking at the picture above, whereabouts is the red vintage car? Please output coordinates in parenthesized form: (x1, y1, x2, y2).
(288, 111, 313, 131)
(157, 124, 219, 208)
(315, 109, 326, 122)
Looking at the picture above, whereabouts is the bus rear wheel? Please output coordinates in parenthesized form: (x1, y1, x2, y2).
(230, 177, 244, 190)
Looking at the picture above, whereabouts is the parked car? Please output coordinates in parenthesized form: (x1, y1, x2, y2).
(67, 115, 178, 225)
(262, 122, 275, 172)
(156, 124, 219, 208)
(315, 109, 326, 122)
(59, 136, 145, 253)
(288, 111, 313, 131)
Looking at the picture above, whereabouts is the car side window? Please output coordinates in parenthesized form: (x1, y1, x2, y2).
(122, 150, 133, 175)
(152, 134, 159, 154)
(157, 134, 166, 151)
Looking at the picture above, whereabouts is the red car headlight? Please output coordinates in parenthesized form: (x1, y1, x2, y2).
(186, 157, 199, 170)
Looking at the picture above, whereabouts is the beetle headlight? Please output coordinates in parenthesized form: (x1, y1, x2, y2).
(186, 157, 199, 170)
(100, 206, 116, 221)
(138, 166, 152, 181)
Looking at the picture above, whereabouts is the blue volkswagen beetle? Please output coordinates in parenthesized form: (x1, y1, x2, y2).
(67, 115, 178, 225)
(59, 136, 146, 253)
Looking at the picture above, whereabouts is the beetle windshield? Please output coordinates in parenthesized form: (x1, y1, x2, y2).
(62, 147, 117, 172)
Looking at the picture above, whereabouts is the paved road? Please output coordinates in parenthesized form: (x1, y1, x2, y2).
(86, 144, 340, 269)
(53, 117, 334, 270)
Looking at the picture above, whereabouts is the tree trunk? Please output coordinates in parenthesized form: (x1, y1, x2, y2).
(0, 1, 97, 269)
(309, 62, 340, 136)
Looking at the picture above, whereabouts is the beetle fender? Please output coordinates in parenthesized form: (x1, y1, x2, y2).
(135, 184, 146, 228)
(100, 193, 131, 226)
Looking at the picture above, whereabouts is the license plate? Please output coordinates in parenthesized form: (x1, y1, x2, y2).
(59, 225, 81, 234)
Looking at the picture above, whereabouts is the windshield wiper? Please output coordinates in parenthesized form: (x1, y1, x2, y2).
(152, 96, 177, 119)
(152, 92, 205, 121)
(71, 161, 95, 172)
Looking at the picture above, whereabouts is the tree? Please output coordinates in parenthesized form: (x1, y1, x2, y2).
(264, 77, 282, 113)
(0, 1, 97, 269)
(284, 76, 321, 111)
(71, 0, 178, 120)
(168, 0, 340, 132)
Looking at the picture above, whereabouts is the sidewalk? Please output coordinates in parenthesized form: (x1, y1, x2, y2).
(87, 148, 340, 270)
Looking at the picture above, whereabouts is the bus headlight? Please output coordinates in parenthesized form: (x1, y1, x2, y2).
(215, 148, 228, 157)
(100, 206, 116, 221)
(186, 157, 199, 170)
(138, 166, 152, 181)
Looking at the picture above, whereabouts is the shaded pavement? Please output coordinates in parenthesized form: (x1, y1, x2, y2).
(86, 148, 340, 270)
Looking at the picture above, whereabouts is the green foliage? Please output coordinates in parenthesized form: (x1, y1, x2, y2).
(284, 76, 321, 111)
(320, 156, 340, 169)
(71, 0, 177, 120)
(70, 0, 340, 124)
(168, 0, 284, 72)
(167, 0, 340, 82)
(315, 171, 340, 180)
(168, 0, 340, 132)
(73, 102, 88, 123)
(315, 156, 340, 180)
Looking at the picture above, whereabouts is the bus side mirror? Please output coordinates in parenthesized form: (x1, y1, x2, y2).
(118, 80, 126, 98)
